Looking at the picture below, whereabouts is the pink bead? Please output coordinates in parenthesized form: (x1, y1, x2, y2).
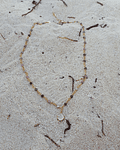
(48, 100, 51, 104)
(81, 80, 84, 84)
(26, 76, 29, 79)
(84, 75, 88, 79)
(21, 64, 24, 67)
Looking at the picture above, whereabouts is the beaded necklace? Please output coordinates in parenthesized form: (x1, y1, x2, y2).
(19, 13, 88, 122)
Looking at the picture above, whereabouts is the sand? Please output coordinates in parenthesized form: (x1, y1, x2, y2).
(0, 0, 120, 149)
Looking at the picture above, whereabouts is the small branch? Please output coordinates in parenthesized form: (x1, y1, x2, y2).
(22, 0, 42, 16)
(68, 75, 75, 92)
(58, 36, 78, 42)
(67, 16, 75, 19)
(0, 33, 5, 40)
(44, 135, 60, 147)
(86, 24, 99, 30)
(101, 120, 106, 136)
(97, 1, 103, 6)
(60, 0, 68, 7)
(79, 28, 82, 36)
(97, 132, 102, 138)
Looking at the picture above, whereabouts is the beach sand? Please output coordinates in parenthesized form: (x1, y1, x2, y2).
(0, 0, 120, 149)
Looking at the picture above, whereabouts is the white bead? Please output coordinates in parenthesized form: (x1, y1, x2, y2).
(57, 114, 65, 121)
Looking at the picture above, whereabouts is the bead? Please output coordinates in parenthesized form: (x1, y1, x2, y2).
(83, 48, 86, 50)
(83, 31, 85, 33)
(42, 22, 45, 24)
(35, 88, 38, 91)
(26, 76, 29, 79)
(83, 54, 86, 56)
(30, 82, 33, 85)
(57, 105, 60, 108)
(19, 57, 22, 60)
(21, 52, 23, 54)
(24, 45, 27, 48)
(81, 80, 84, 84)
(21, 64, 24, 67)
(83, 36, 86, 39)
(30, 29, 33, 32)
(70, 95, 73, 98)
(84, 75, 88, 79)
(80, 23, 82, 25)
(84, 41, 86, 44)
(48, 100, 51, 104)
(83, 60, 86, 62)
(84, 67, 87, 70)
(28, 34, 30, 37)
(64, 103, 67, 106)
(41, 94, 44, 98)
(57, 114, 65, 121)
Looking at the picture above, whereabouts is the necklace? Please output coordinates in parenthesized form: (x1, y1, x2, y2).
(19, 13, 88, 122)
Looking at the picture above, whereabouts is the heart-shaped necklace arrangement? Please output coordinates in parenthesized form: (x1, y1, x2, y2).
(19, 13, 88, 122)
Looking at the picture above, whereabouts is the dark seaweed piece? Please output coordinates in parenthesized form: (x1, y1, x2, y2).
(64, 119, 71, 134)
(86, 24, 99, 30)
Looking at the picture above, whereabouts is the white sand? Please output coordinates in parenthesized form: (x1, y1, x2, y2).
(0, 0, 120, 149)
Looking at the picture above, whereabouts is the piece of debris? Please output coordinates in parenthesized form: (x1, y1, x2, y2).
(67, 16, 75, 19)
(100, 24, 107, 28)
(86, 24, 99, 30)
(7, 114, 11, 119)
(97, 1, 103, 6)
(64, 119, 71, 134)
(60, 0, 67, 7)
(22, 0, 42, 16)
(97, 132, 102, 138)
(0, 33, 5, 40)
(101, 120, 106, 136)
(34, 123, 40, 127)
(68, 75, 75, 92)
(44, 135, 60, 147)
(95, 78, 97, 83)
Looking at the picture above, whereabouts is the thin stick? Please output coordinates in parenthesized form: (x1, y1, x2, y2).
(68, 75, 75, 92)
(58, 36, 78, 42)
(67, 17, 75, 19)
(79, 28, 82, 36)
(86, 24, 99, 30)
(60, 0, 68, 7)
(101, 120, 106, 136)
(97, 1, 103, 6)
(0, 33, 5, 40)
(44, 135, 60, 147)
(22, 0, 42, 16)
